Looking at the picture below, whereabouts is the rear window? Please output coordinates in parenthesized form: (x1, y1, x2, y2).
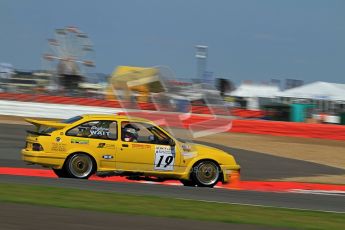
(39, 126, 57, 134)
(62, 116, 83, 124)
(39, 116, 83, 134)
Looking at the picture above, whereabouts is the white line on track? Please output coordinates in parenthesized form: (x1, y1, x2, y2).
(176, 198, 345, 214)
(290, 189, 345, 196)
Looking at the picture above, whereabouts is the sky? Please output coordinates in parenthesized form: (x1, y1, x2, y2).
(0, 0, 344, 84)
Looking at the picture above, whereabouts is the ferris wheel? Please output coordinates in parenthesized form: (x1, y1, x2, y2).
(43, 26, 95, 90)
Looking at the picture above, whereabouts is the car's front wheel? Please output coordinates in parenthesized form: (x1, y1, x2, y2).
(191, 160, 220, 188)
(66, 153, 95, 179)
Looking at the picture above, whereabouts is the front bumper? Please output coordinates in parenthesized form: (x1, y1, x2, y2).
(220, 164, 240, 183)
(21, 149, 66, 168)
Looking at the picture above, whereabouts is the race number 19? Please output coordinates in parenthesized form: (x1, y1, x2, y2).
(154, 146, 175, 171)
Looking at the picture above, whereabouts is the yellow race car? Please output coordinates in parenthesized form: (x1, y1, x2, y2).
(22, 114, 240, 187)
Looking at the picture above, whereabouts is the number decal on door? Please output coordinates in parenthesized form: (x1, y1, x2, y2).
(154, 146, 175, 171)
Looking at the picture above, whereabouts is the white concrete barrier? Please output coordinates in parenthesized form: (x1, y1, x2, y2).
(312, 114, 340, 124)
(0, 100, 124, 119)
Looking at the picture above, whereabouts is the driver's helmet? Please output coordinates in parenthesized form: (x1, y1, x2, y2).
(123, 124, 139, 142)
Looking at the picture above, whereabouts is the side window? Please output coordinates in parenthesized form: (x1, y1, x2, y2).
(121, 121, 171, 145)
(67, 120, 117, 140)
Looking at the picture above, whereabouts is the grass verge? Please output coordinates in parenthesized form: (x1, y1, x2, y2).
(0, 183, 344, 230)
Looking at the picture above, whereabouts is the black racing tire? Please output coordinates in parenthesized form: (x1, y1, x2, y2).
(65, 153, 95, 179)
(180, 180, 196, 187)
(52, 168, 69, 178)
(191, 160, 220, 188)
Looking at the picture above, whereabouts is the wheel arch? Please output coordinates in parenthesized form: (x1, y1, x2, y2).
(185, 158, 221, 180)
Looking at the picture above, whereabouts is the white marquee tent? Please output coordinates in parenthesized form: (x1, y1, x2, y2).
(277, 81, 345, 101)
(229, 83, 280, 98)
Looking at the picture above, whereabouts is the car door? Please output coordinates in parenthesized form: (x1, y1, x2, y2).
(65, 120, 118, 171)
(115, 121, 180, 172)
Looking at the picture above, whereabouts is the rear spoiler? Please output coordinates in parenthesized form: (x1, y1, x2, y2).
(25, 118, 68, 130)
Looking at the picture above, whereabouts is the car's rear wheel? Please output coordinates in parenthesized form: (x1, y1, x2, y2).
(191, 160, 220, 188)
(66, 153, 95, 179)
(52, 168, 69, 178)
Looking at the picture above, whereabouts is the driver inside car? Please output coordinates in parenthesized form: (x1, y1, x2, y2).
(122, 124, 139, 142)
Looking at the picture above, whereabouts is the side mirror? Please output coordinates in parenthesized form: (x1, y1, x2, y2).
(168, 139, 175, 146)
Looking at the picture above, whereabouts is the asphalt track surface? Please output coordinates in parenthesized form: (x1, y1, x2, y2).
(1, 123, 345, 213)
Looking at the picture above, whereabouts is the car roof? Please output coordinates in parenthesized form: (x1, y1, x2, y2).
(81, 114, 153, 123)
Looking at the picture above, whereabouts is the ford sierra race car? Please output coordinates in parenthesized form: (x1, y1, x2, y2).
(22, 114, 240, 187)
